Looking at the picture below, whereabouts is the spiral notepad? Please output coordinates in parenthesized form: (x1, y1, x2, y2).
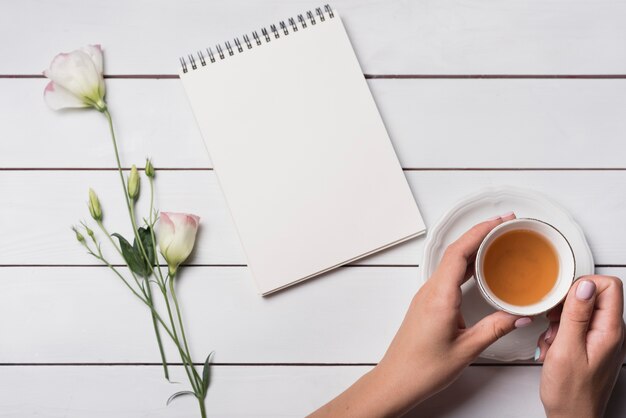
(179, 5, 425, 295)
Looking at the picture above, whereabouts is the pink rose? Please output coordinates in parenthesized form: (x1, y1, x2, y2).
(44, 44, 106, 111)
(157, 212, 200, 274)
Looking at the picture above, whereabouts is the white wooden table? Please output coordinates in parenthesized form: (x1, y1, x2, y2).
(2, 0, 626, 416)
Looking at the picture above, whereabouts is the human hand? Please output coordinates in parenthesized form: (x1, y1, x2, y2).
(537, 275, 626, 418)
(372, 212, 532, 415)
(310, 213, 532, 418)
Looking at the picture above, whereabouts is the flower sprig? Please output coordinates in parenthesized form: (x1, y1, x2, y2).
(46, 45, 211, 417)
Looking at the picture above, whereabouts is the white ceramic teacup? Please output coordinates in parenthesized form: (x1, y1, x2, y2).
(475, 218, 576, 316)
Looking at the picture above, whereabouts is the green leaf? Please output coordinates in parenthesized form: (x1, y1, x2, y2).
(166, 390, 197, 406)
(201, 351, 214, 396)
(112, 227, 156, 278)
(136, 226, 155, 266)
(112, 233, 148, 277)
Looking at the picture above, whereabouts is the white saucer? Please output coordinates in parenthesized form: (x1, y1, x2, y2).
(420, 186, 594, 361)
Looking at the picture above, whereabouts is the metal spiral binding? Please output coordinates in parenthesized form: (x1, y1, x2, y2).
(179, 4, 335, 73)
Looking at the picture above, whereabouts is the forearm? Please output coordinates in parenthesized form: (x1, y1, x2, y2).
(544, 402, 602, 418)
(545, 409, 599, 418)
(309, 365, 423, 418)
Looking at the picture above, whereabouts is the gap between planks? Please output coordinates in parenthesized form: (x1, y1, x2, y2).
(0, 362, 568, 367)
(2, 168, 626, 171)
(2, 74, 626, 79)
(0, 363, 624, 368)
(0, 264, 623, 268)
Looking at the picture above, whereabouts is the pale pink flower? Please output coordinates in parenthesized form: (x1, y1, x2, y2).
(157, 212, 201, 274)
(43, 45, 106, 111)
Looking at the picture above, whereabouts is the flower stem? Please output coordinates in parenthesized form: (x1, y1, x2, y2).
(103, 109, 205, 413)
(141, 176, 170, 380)
(145, 280, 170, 380)
(164, 290, 201, 394)
(88, 248, 197, 369)
(103, 110, 132, 220)
(148, 178, 167, 289)
(147, 176, 202, 391)
(169, 274, 194, 367)
(104, 109, 170, 380)
(103, 109, 152, 267)
(198, 396, 207, 418)
(82, 235, 202, 403)
(169, 272, 203, 391)
(84, 244, 146, 304)
(96, 221, 146, 298)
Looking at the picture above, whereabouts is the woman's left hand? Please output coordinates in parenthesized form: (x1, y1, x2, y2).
(310, 213, 531, 418)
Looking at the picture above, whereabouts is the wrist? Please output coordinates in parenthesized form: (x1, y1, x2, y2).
(545, 406, 600, 418)
(366, 362, 430, 416)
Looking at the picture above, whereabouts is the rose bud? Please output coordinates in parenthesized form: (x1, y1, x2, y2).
(157, 212, 200, 275)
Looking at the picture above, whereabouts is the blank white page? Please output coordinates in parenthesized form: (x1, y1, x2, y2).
(180, 9, 425, 294)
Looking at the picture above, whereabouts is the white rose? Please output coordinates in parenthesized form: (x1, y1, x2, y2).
(158, 212, 201, 275)
(43, 44, 106, 111)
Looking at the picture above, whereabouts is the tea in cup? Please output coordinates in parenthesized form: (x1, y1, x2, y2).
(475, 218, 576, 316)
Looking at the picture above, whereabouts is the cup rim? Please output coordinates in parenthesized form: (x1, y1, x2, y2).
(475, 218, 576, 316)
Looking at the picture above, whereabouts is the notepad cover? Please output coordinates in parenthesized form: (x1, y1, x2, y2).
(180, 10, 425, 294)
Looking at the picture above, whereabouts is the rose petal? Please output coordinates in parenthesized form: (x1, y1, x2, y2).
(167, 219, 198, 262)
(44, 50, 103, 102)
(157, 212, 176, 253)
(81, 44, 104, 75)
(157, 212, 200, 269)
(43, 81, 89, 110)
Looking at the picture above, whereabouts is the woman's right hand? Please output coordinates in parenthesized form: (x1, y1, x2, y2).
(537, 275, 626, 418)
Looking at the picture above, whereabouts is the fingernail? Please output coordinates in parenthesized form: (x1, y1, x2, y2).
(576, 280, 596, 301)
(534, 347, 541, 361)
(544, 326, 552, 342)
(487, 215, 501, 221)
(514, 317, 532, 328)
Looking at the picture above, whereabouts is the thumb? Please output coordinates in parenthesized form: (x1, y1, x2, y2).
(554, 279, 597, 349)
(461, 311, 531, 357)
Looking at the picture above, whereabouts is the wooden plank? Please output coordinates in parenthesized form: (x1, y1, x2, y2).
(411, 366, 626, 418)
(0, 365, 625, 417)
(3, 0, 626, 75)
(3, 78, 626, 169)
(0, 266, 622, 364)
(0, 365, 369, 417)
(2, 170, 626, 266)
(0, 266, 416, 364)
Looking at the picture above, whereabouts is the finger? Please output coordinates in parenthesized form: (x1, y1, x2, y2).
(535, 322, 559, 362)
(535, 330, 551, 362)
(544, 321, 560, 345)
(553, 279, 597, 350)
(460, 311, 531, 357)
(463, 261, 476, 282)
(546, 304, 563, 322)
(586, 275, 624, 334)
(621, 322, 626, 360)
(457, 313, 466, 329)
(436, 212, 516, 287)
